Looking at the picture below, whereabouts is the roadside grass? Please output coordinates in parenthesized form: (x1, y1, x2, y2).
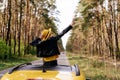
(67, 53, 120, 80)
(0, 54, 39, 71)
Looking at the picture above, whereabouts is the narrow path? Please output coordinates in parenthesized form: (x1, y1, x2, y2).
(0, 52, 69, 79)
(57, 52, 69, 65)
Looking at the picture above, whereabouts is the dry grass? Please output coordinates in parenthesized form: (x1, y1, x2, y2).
(67, 53, 120, 80)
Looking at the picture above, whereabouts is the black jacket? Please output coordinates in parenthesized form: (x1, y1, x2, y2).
(30, 25, 72, 57)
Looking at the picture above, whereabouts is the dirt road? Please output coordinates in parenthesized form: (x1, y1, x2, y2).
(0, 52, 69, 79)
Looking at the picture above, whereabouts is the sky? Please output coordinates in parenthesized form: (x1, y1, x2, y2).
(55, 0, 79, 49)
(0, 0, 7, 12)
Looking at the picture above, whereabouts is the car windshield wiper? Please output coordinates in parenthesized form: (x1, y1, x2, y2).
(8, 63, 32, 74)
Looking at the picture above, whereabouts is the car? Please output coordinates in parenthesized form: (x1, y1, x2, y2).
(1, 62, 88, 80)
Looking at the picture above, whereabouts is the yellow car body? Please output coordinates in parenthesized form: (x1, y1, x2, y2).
(1, 63, 86, 80)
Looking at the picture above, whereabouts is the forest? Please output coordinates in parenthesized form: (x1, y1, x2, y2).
(67, 0, 120, 63)
(0, 0, 120, 80)
(0, 0, 64, 60)
(66, 0, 120, 79)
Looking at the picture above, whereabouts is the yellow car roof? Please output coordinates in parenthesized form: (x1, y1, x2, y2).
(1, 63, 86, 80)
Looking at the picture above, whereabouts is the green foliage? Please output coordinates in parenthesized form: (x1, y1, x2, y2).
(93, 74, 107, 80)
(66, 36, 73, 52)
(66, 42, 72, 52)
(68, 53, 120, 80)
(0, 40, 10, 60)
(29, 47, 36, 55)
(0, 55, 38, 70)
(92, 60, 104, 68)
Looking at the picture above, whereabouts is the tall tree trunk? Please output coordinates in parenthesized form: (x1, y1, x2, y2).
(27, 0, 30, 54)
(34, 7, 37, 39)
(115, 0, 120, 59)
(2, 8, 6, 40)
(117, 0, 120, 59)
(6, 0, 12, 56)
(13, 0, 18, 55)
(24, 1, 27, 55)
(107, 0, 114, 57)
(18, 0, 22, 56)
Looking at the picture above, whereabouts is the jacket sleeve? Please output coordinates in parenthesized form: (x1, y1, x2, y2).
(55, 25, 72, 40)
(30, 38, 41, 46)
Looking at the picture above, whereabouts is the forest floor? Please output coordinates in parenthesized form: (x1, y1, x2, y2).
(83, 55, 120, 69)
(67, 52, 120, 80)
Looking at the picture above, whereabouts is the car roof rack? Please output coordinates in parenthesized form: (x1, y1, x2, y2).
(74, 64, 80, 76)
(8, 63, 32, 74)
